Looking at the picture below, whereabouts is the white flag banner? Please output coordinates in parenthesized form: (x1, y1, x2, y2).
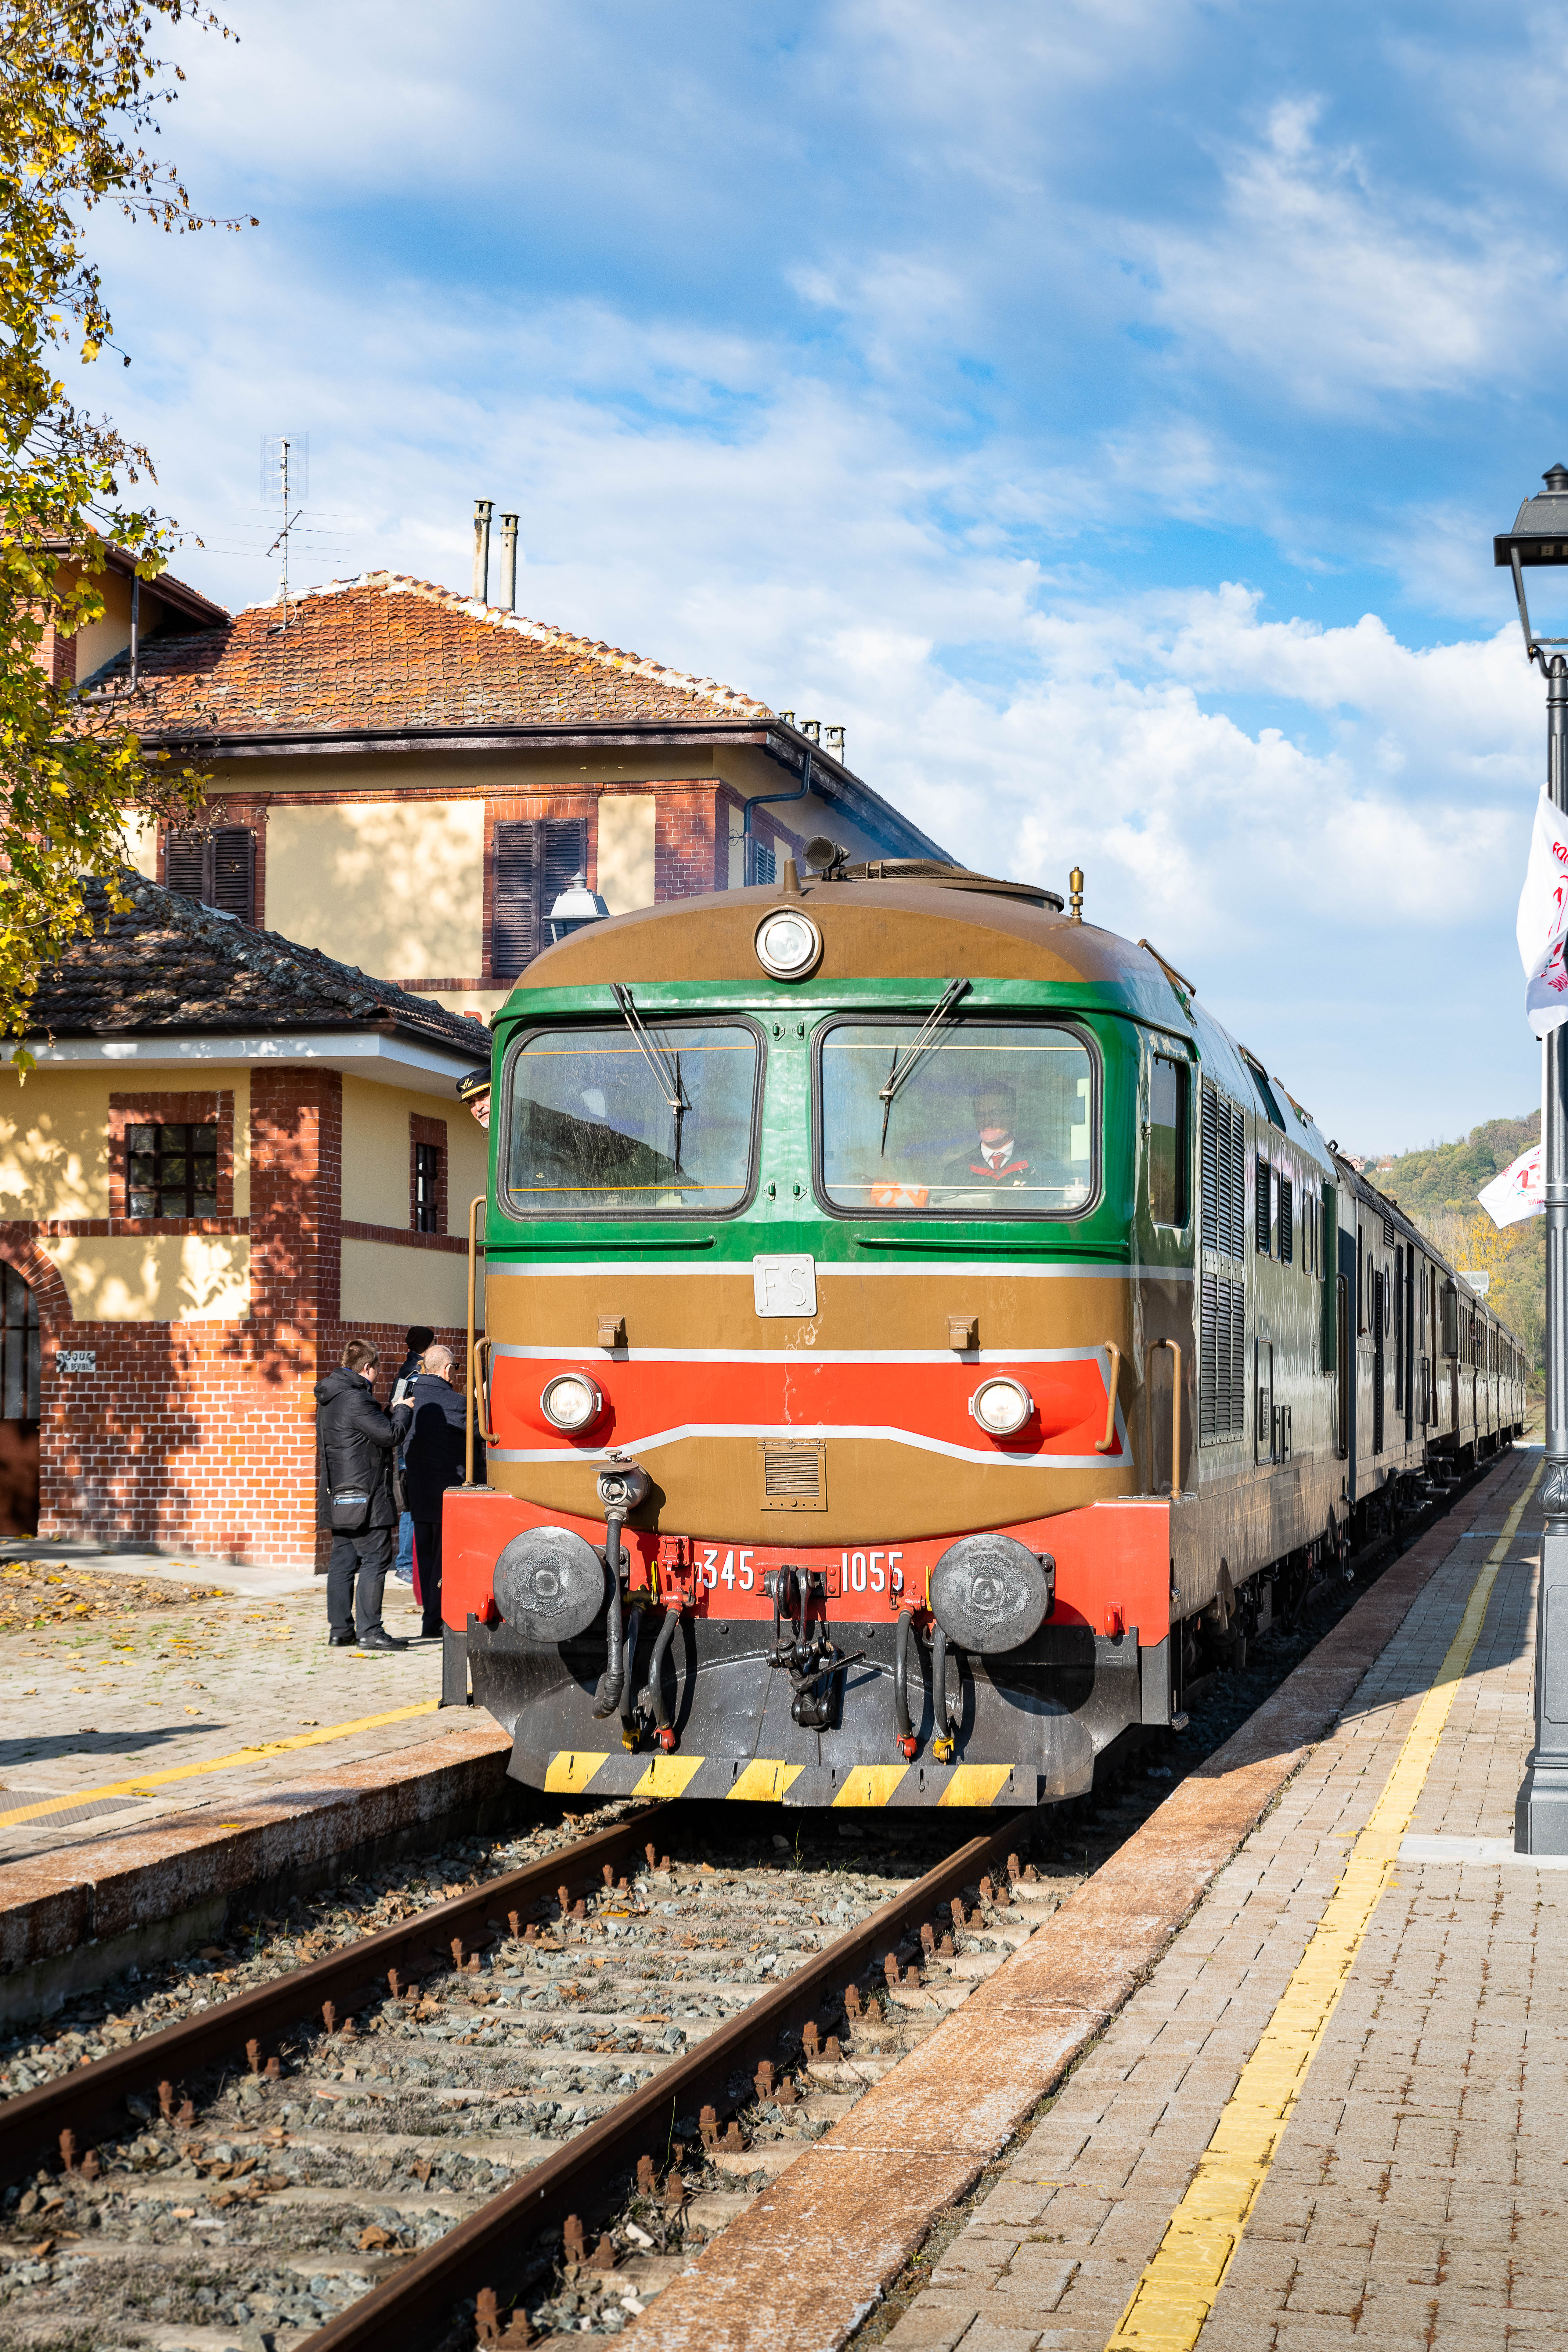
(1479, 1141, 1544, 1229)
(1517, 787, 1568, 1037)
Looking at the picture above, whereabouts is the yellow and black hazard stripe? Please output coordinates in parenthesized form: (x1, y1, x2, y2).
(525, 1752, 1039, 1807)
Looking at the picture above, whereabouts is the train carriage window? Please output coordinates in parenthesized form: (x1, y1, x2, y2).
(1148, 1053, 1189, 1227)
(816, 1019, 1097, 1217)
(502, 1022, 761, 1217)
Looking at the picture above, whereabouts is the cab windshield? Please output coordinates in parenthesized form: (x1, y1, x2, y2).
(503, 1023, 759, 1217)
(818, 1018, 1097, 1216)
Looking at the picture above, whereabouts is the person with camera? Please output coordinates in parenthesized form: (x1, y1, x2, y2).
(391, 1342, 475, 1643)
(315, 1338, 409, 1652)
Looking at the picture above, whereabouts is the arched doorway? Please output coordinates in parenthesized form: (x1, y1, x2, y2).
(0, 1264, 40, 1536)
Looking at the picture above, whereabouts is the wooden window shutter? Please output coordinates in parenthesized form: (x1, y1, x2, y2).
(211, 828, 255, 923)
(166, 831, 208, 901)
(493, 818, 590, 972)
(492, 821, 539, 976)
(166, 827, 255, 923)
(541, 818, 589, 934)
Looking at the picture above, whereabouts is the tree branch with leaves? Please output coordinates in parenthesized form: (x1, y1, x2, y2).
(0, 0, 254, 1052)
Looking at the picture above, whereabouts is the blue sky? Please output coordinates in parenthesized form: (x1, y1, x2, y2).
(86, 0, 1568, 1150)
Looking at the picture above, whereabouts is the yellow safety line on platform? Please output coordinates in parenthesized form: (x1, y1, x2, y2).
(1104, 1457, 1543, 2352)
(0, 1701, 441, 1830)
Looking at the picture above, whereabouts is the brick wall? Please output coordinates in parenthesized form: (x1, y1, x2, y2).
(0, 1063, 475, 1571)
(654, 783, 725, 900)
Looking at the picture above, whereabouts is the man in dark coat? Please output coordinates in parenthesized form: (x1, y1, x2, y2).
(389, 1325, 435, 1585)
(392, 1342, 475, 1641)
(315, 1339, 409, 1652)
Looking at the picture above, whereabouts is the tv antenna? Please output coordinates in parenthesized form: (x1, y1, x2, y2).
(260, 433, 310, 626)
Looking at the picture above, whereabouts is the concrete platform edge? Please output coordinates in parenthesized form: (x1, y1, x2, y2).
(0, 1720, 515, 2022)
(631, 1459, 1515, 2352)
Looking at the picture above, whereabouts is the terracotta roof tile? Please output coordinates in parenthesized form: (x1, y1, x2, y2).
(24, 875, 489, 1059)
(85, 572, 773, 736)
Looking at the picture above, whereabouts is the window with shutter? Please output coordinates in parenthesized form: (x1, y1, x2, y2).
(211, 828, 255, 922)
(491, 821, 537, 977)
(541, 817, 589, 935)
(165, 828, 255, 924)
(491, 817, 590, 974)
(166, 832, 208, 900)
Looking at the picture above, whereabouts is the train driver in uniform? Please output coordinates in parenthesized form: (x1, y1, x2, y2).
(941, 1080, 1036, 1195)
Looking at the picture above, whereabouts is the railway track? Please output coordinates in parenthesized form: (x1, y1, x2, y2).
(0, 1451, 1503, 2352)
(0, 1796, 1050, 2351)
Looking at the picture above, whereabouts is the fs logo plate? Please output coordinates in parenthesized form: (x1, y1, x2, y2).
(752, 1253, 817, 1317)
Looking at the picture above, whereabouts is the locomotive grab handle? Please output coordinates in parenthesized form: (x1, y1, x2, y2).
(465, 1194, 488, 1485)
(1095, 1342, 1122, 1455)
(1144, 1338, 1183, 1501)
(470, 1336, 499, 1449)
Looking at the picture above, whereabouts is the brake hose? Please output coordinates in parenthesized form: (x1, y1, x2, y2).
(647, 1604, 680, 1741)
(592, 1515, 628, 1717)
(932, 1624, 955, 1762)
(893, 1611, 916, 1756)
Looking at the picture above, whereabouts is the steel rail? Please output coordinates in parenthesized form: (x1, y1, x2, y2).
(303, 1803, 1040, 2352)
(0, 1807, 665, 2187)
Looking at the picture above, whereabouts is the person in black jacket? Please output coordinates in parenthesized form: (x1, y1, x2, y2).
(388, 1325, 435, 1585)
(315, 1340, 409, 1652)
(391, 1343, 476, 1641)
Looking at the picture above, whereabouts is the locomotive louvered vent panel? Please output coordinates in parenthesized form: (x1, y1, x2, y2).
(765, 1450, 819, 1495)
(1200, 1085, 1246, 1260)
(1199, 1271, 1246, 1444)
(759, 1439, 826, 1511)
(1199, 1082, 1247, 1444)
(1278, 1174, 1293, 1265)
(1381, 1211, 1396, 1247)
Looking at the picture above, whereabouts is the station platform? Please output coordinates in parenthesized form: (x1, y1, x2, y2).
(0, 1541, 461, 1870)
(0, 1542, 521, 2020)
(643, 1445, 1550, 2352)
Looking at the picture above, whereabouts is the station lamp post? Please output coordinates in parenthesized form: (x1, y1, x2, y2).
(1496, 464, 1568, 1852)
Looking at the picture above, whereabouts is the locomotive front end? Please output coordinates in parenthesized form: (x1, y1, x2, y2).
(444, 872, 1195, 1808)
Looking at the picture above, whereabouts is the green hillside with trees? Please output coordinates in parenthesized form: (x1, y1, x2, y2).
(1372, 1113, 1543, 1380)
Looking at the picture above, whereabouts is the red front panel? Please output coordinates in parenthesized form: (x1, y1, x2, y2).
(444, 1487, 1171, 1642)
(490, 1348, 1122, 1463)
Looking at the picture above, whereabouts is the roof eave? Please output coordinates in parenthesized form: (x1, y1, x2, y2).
(133, 716, 953, 864)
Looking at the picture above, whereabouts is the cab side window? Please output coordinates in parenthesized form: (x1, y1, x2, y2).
(1149, 1054, 1189, 1227)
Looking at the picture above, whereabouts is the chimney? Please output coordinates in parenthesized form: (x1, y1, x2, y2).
(499, 512, 518, 611)
(472, 499, 493, 601)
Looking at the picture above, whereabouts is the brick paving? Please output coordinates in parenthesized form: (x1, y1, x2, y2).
(870, 1446, 1547, 2352)
(0, 1541, 460, 1865)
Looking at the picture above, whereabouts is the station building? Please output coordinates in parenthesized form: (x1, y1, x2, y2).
(0, 878, 488, 1564)
(1, 557, 943, 1559)
(96, 563, 945, 1024)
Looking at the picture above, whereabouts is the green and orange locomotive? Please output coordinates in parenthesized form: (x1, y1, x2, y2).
(442, 855, 1527, 1810)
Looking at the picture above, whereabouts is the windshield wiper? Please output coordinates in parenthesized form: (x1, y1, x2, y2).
(878, 977, 972, 1154)
(611, 982, 691, 1173)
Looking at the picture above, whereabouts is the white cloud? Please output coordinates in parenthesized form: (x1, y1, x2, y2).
(1137, 98, 1546, 406)
(72, 4, 1552, 1151)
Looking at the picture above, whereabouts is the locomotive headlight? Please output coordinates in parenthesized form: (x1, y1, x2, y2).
(755, 908, 822, 979)
(540, 1372, 604, 1434)
(969, 1376, 1034, 1437)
